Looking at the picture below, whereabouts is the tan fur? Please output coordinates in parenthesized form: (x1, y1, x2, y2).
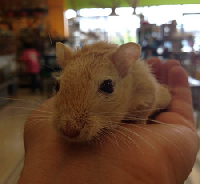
(127, 61, 171, 122)
(52, 42, 171, 142)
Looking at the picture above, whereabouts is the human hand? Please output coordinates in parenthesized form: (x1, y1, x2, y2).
(17, 59, 199, 184)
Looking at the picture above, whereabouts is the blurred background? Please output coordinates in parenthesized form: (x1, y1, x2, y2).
(0, 0, 200, 184)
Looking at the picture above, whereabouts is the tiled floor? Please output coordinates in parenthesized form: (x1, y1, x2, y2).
(0, 89, 199, 184)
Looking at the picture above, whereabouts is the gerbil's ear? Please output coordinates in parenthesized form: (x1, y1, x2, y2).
(56, 42, 73, 68)
(112, 42, 141, 78)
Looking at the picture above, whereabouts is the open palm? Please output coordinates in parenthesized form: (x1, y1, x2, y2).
(18, 59, 199, 184)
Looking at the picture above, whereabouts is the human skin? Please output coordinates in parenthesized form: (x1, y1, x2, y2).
(17, 59, 199, 184)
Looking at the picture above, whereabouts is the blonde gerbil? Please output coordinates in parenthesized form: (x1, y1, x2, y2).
(52, 42, 171, 142)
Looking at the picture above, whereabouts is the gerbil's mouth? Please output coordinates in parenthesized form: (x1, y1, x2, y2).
(58, 124, 99, 142)
(57, 124, 84, 142)
(60, 127, 80, 138)
(53, 116, 102, 142)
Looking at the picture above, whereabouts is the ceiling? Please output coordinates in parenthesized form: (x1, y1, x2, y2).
(64, 0, 200, 9)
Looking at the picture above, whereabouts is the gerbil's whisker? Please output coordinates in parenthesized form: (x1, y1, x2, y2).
(95, 105, 183, 117)
(97, 128, 124, 155)
(118, 125, 155, 149)
(99, 139, 105, 155)
(18, 118, 51, 136)
(115, 133, 133, 151)
(25, 117, 51, 124)
(106, 134, 124, 155)
(42, 64, 58, 73)
(31, 97, 50, 109)
(25, 118, 51, 125)
(4, 106, 53, 114)
(0, 114, 50, 121)
(109, 131, 130, 154)
(0, 97, 42, 105)
(108, 131, 120, 147)
(121, 115, 197, 136)
(48, 31, 53, 45)
(114, 128, 144, 155)
(126, 124, 189, 170)
(97, 132, 110, 155)
(107, 126, 134, 152)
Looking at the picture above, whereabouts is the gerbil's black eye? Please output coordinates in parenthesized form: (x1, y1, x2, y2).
(100, 79, 114, 94)
(55, 80, 60, 92)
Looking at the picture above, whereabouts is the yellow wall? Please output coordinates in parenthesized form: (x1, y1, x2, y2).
(47, 0, 65, 37)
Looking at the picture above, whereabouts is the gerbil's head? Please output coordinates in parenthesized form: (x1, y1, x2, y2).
(52, 42, 141, 142)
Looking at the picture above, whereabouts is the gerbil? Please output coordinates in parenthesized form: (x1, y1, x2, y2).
(52, 42, 171, 142)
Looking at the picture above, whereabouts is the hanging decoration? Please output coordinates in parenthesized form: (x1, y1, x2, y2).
(110, 0, 120, 16)
(90, 0, 120, 16)
(125, 0, 139, 14)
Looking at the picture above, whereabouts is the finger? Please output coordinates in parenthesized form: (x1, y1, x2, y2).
(169, 66, 190, 88)
(147, 57, 162, 82)
(168, 66, 192, 105)
(156, 112, 196, 131)
(168, 99, 195, 124)
(161, 60, 180, 85)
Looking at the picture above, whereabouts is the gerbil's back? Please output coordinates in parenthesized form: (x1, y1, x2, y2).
(128, 60, 171, 118)
(129, 60, 157, 110)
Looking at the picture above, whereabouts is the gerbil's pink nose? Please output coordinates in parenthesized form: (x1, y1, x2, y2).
(62, 127, 80, 138)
